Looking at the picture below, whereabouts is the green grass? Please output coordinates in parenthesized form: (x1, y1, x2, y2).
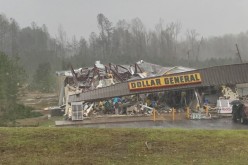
(0, 128, 248, 165)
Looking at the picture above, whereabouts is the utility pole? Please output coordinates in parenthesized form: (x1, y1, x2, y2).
(235, 44, 243, 63)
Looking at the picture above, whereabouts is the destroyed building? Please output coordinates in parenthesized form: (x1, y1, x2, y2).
(56, 61, 248, 121)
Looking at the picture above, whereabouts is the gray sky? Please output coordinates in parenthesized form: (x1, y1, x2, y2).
(1, 0, 248, 40)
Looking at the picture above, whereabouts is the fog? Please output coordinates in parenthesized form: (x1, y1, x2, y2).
(0, 0, 248, 38)
(0, 0, 247, 82)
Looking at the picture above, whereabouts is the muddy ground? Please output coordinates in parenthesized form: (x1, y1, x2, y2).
(17, 90, 58, 110)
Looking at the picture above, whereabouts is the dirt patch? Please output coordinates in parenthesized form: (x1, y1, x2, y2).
(17, 90, 58, 110)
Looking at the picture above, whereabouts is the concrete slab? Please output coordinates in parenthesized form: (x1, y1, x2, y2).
(55, 113, 186, 126)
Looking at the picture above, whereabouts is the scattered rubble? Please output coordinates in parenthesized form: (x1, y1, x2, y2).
(56, 60, 195, 120)
(55, 60, 248, 121)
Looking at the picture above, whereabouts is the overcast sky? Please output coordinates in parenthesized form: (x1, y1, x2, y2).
(1, 0, 248, 40)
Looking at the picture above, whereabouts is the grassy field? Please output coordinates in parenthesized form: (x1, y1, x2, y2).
(0, 128, 248, 165)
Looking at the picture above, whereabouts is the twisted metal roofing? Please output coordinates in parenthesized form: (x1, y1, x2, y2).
(69, 63, 248, 103)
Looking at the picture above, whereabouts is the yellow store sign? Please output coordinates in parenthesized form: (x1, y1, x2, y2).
(128, 73, 202, 91)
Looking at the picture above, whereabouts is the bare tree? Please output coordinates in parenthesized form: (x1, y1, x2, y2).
(130, 18, 147, 60)
(186, 29, 199, 62)
(56, 24, 67, 58)
(155, 19, 181, 62)
(97, 13, 113, 59)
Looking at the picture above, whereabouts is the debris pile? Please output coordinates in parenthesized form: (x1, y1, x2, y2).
(56, 60, 197, 120)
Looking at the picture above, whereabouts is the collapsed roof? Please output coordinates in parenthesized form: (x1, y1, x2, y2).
(56, 60, 195, 91)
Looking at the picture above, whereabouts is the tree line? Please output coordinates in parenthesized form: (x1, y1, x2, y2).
(0, 52, 42, 126)
(0, 13, 247, 91)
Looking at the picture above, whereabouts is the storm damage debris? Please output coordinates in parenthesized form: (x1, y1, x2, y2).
(56, 60, 198, 120)
(57, 60, 195, 91)
(56, 60, 248, 121)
